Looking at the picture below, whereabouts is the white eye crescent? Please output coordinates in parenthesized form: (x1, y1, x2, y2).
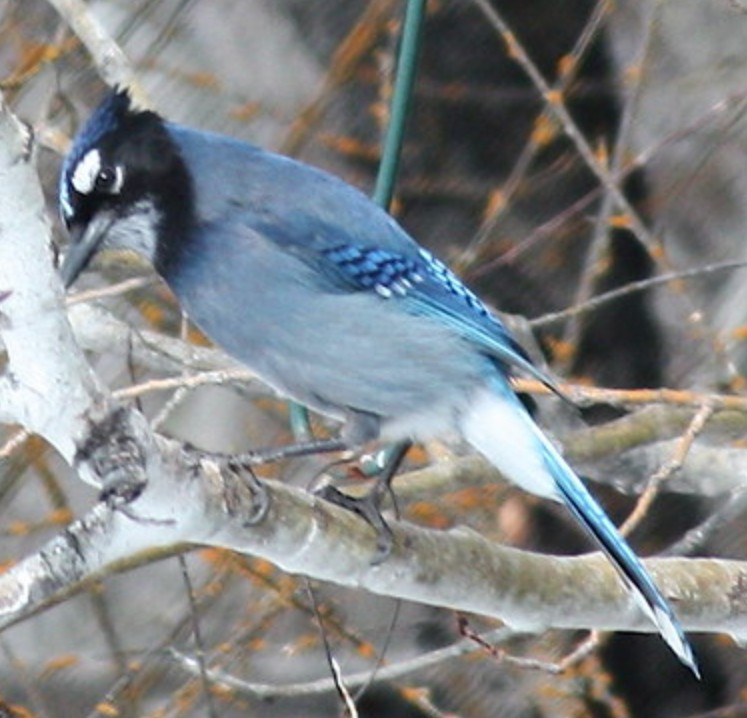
(71, 149, 124, 196)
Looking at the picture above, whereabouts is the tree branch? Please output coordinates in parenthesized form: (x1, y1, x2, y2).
(1, 439, 745, 642)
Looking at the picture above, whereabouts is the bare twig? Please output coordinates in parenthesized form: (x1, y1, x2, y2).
(169, 626, 515, 698)
(619, 403, 715, 537)
(529, 259, 747, 328)
(45, 0, 144, 100)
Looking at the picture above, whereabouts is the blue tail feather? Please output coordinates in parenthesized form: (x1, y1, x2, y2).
(538, 432, 700, 678)
(459, 382, 699, 677)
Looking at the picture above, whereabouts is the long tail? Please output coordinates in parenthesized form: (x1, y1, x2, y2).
(459, 382, 699, 678)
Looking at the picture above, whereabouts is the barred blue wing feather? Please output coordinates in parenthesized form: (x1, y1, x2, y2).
(316, 239, 562, 393)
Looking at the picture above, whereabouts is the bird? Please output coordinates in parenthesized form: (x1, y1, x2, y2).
(58, 88, 698, 676)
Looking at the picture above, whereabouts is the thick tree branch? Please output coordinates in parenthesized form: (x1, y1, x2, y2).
(0, 438, 745, 643)
(0, 93, 103, 474)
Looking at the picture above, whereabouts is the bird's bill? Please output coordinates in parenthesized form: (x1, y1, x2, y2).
(60, 212, 113, 288)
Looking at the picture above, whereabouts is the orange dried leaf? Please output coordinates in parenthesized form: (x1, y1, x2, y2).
(649, 244, 666, 261)
(229, 101, 262, 122)
(6, 705, 37, 718)
(594, 140, 610, 169)
(199, 547, 231, 567)
(731, 325, 747, 341)
(482, 189, 506, 221)
(187, 325, 211, 346)
(399, 686, 429, 702)
(450, 486, 496, 511)
(406, 443, 429, 464)
(6, 521, 29, 536)
(369, 99, 388, 125)
(186, 71, 220, 89)
(557, 54, 576, 78)
(408, 502, 449, 528)
(502, 30, 520, 60)
(294, 633, 319, 653)
(356, 642, 377, 660)
(545, 336, 575, 363)
(530, 114, 557, 147)
(544, 89, 563, 106)
(623, 63, 643, 85)
(94, 703, 120, 717)
(252, 558, 276, 577)
(318, 133, 379, 163)
(247, 637, 268, 652)
(608, 214, 633, 229)
(138, 300, 165, 326)
(210, 683, 236, 700)
(48, 507, 73, 525)
(41, 654, 79, 679)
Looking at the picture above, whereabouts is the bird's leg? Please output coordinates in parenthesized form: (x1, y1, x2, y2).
(188, 437, 350, 468)
(316, 440, 412, 563)
(229, 438, 351, 465)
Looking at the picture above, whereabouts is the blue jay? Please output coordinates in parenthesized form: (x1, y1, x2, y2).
(58, 89, 698, 676)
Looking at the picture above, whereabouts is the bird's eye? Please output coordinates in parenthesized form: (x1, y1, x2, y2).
(95, 166, 119, 192)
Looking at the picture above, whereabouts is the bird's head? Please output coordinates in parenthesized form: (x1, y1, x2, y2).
(58, 88, 191, 287)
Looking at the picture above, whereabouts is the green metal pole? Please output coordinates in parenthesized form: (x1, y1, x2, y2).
(373, 0, 427, 211)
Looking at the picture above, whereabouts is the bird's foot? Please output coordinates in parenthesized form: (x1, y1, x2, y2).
(315, 483, 394, 563)
(225, 460, 271, 526)
(315, 440, 412, 564)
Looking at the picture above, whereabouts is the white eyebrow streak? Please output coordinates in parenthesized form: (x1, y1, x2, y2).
(71, 149, 101, 195)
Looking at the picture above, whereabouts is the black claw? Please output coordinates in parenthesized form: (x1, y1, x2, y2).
(227, 462, 271, 526)
(100, 474, 147, 506)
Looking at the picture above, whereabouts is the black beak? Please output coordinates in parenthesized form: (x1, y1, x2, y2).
(59, 214, 112, 288)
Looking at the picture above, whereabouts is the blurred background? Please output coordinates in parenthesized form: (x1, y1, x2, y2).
(2, 0, 747, 715)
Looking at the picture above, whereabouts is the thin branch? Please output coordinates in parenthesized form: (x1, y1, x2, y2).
(65, 276, 155, 306)
(665, 487, 747, 557)
(471, 0, 659, 256)
(178, 555, 218, 718)
(0, 428, 31, 460)
(513, 379, 747, 413)
(529, 259, 747, 328)
(169, 627, 514, 698)
(457, 615, 602, 674)
(45, 0, 144, 100)
(619, 403, 715, 537)
(67, 303, 248, 377)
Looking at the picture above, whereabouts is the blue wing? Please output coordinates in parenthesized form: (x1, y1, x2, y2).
(169, 123, 559, 391)
(249, 209, 559, 392)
